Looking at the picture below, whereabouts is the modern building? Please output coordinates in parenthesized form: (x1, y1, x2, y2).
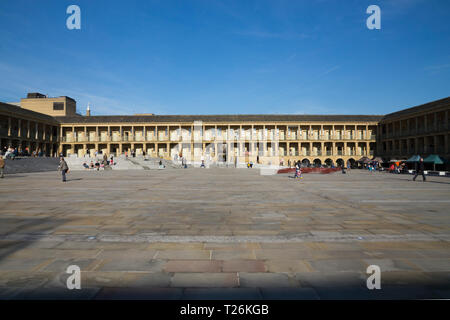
(1, 93, 449, 166)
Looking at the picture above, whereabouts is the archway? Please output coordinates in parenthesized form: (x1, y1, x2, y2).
(348, 158, 356, 168)
(313, 159, 321, 167)
(301, 158, 310, 167)
(324, 158, 333, 167)
(336, 158, 344, 167)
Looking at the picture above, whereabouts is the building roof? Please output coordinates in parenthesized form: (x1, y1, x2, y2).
(0, 102, 59, 123)
(382, 96, 450, 121)
(54, 114, 384, 124)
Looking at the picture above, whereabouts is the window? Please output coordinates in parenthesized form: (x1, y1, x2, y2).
(53, 102, 64, 110)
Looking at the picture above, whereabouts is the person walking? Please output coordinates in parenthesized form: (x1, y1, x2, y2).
(0, 155, 5, 178)
(413, 158, 426, 182)
(58, 156, 69, 182)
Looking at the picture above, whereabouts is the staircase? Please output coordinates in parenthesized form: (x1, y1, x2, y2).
(126, 156, 183, 169)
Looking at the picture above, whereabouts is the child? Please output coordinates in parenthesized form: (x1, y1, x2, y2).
(295, 164, 303, 179)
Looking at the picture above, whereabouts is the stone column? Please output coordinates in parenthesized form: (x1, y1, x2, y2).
(445, 111, 449, 130)
(434, 112, 438, 132)
(434, 136, 438, 154)
(445, 134, 449, 154)
(18, 119, 21, 137)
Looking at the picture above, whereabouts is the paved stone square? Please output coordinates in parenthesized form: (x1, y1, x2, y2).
(0, 168, 449, 299)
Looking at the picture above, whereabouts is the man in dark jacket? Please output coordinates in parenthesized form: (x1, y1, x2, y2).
(413, 158, 426, 182)
(58, 157, 69, 182)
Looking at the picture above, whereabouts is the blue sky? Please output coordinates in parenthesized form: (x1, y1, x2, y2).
(0, 0, 449, 116)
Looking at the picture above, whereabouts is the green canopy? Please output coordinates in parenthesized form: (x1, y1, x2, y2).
(423, 154, 444, 164)
(405, 155, 421, 162)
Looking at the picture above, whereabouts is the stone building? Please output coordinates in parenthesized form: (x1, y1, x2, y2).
(0, 101, 60, 156)
(1, 93, 449, 166)
(377, 97, 450, 160)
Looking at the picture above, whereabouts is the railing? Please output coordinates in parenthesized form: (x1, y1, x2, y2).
(54, 132, 384, 144)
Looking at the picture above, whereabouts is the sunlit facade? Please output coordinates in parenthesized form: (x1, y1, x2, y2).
(1, 93, 449, 166)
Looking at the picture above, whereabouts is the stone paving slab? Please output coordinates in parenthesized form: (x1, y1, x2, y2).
(171, 273, 239, 288)
(0, 169, 449, 299)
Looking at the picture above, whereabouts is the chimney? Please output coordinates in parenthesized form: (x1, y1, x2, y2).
(86, 103, 91, 116)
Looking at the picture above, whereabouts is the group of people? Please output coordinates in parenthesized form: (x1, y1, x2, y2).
(82, 154, 114, 171)
(1, 146, 47, 158)
(389, 162, 407, 174)
(174, 153, 188, 168)
(2, 147, 16, 160)
(124, 150, 138, 158)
